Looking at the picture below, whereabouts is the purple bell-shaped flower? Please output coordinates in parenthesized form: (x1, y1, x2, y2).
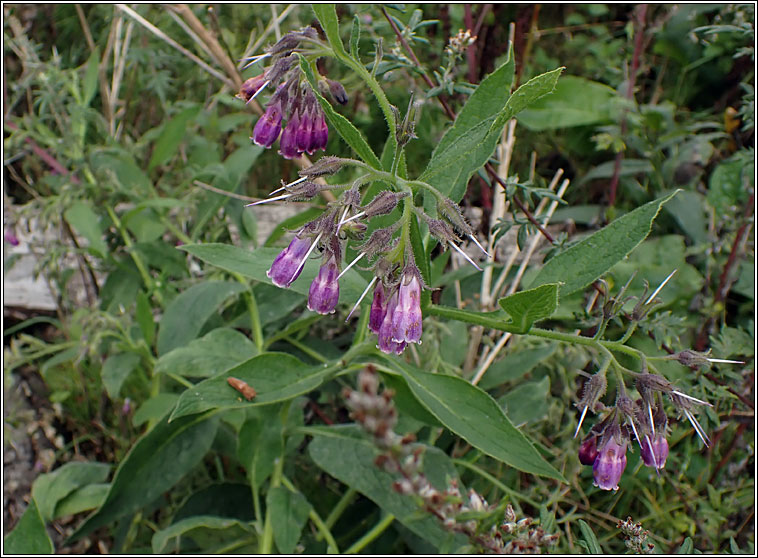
(266, 235, 314, 288)
(307, 254, 340, 314)
(391, 269, 422, 344)
(377, 291, 406, 355)
(279, 108, 301, 159)
(640, 433, 669, 470)
(578, 436, 599, 466)
(252, 99, 283, 148)
(368, 282, 389, 334)
(593, 436, 628, 491)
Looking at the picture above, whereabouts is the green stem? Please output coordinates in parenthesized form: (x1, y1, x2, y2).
(280, 475, 340, 554)
(106, 206, 162, 305)
(325, 487, 357, 529)
(231, 272, 264, 353)
(343, 513, 395, 554)
(285, 336, 328, 363)
(259, 458, 283, 553)
(453, 459, 539, 508)
(617, 322, 638, 344)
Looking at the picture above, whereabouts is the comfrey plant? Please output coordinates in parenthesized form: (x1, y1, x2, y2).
(235, 13, 744, 499)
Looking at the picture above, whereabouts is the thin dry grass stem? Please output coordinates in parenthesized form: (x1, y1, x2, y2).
(75, 4, 115, 134)
(167, 4, 242, 89)
(506, 178, 570, 297)
(450, 253, 464, 309)
(240, 5, 297, 69)
(489, 168, 564, 301)
(270, 4, 282, 41)
(472, 177, 571, 386)
(479, 119, 517, 310)
(193, 180, 260, 202)
(165, 9, 214, 62)
(111, 18, 133, 139)
(115, 4, 235, 89)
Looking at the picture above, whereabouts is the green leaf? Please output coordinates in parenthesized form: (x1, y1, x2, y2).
(312, 4, 348, 58)
(179, 243, 369, 303)
(479, 344, 556, 390)
(32, 461, 111, 522)
(101, 352, 141, 399)
(133, 393, 180, 427)
(70, 413, 219, 540)
(578, 158, 653, 186)
(267, 486, 312, 554)
(350, 15, 361, 60)
(663, 189, 709, 244)
(156, 281, 246, 356)
(516, 76, 616, 130)
(298, 55, 381, 169)
(409, 214, 432, 289)
(152, 516, 250, 554)
(91, 150, 153, 195)
(82, 47, 100, 107)
(237, 406, 284, 490)
(677, 536, 694, 554)
(434, 45, 515, 155)
(498, 283, 559, 334)
(136, 291, 155, 346)
(174, 483, 255, 522)
(4, 499, 54, 554)
(155, 328, 257, 378)
(499, 376, 551, 425)
(53, 484, 109, 519)
(529, 191, 679, 295)
(391, 363, 564, 481)
(149, 106, 201, 170)
(64, 201, 108, 258)
(490, 67, 565, 132)
(577, 519, 602, 554)
(169, 353, 331, 421)
(308, 425, 465, 548)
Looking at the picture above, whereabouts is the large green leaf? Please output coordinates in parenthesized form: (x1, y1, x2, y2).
(479, 344, 556, 390)
(53, 484, 109, 519)
(169, 353, 331, 421)
(70, 413, 219, 540)
(149, 106, 201, 170)
(152, 516, 251, 554)
(155, 328, 257, 378)
(390, 363, 564, 481)
(434, 44, 515, 155)
(497, 283, 560, 334)
(499, 376, 551, 426)
(517, 76, 616, 131)
(238, 406, 284, 490)
(529, 191, 679, 295)
(420, 66, 563, 201)
(267, 486, 312, 554)
(298, 55, 381, 168)
(308, 426, 465, 548)
(156, 281, 246, 356)
(179, 243, 369, 302)
(31, 461, 111, 521)
(64, 201, 108, 258)
(577, 519, 603, 554)
(4, 499, 54, 554)
(101, 352, 141, 399)
(312, 4, 348, 58)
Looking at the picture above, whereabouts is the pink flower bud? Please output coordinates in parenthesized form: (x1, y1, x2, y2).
(593, 437, 627, 491)
(266, 235, 313, 288)
(307, 255, 340, 314)
(578, 436, 599, 466)
(640, 433, 669, 470)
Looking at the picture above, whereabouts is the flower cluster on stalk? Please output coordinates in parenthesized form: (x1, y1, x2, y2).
(253, 147, 487, 354)
(237, 27, 348, 159)
(575, 369, 714, 491)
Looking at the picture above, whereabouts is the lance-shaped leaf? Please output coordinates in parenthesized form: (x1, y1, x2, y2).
(529, 191, 679, 295)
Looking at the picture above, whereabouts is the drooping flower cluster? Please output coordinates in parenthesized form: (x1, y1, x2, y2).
(237, 27, 348, 159)
(575, 371, 713, 491)
(257, 155, 488, 354)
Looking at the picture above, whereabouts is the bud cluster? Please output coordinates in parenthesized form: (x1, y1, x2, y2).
(575, 373, 713, 491)
(616, 517, 655, 554)
(345, 368, 559, 554)
(238, 27, 348, 159)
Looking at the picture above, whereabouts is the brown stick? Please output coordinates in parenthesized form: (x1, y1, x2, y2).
(607, 4, 647, 207)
